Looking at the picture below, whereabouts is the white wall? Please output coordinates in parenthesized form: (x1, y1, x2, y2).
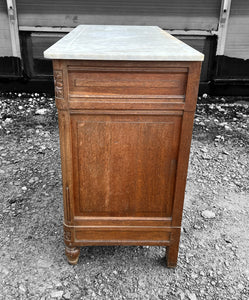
(0, 0, 12, 56)
(225, 0, 249, 60)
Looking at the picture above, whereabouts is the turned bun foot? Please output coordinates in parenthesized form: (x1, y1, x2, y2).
(65, 246, 80, 265)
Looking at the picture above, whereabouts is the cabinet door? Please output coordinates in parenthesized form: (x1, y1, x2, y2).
(71, 112, 182, 218)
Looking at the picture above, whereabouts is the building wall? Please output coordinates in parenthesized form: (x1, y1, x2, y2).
(225, 0, 249, 60)
(1, 0, 249, 94)
(16, 0, 220, 30)
(16, 0, 220, 81)
(0, 0, 12, 56)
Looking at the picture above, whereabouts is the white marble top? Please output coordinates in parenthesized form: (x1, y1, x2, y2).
(44, 25, 204, 61)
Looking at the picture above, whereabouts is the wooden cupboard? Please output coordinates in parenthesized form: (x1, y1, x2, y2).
(52, 59, 201, 267)
(45, 25, 203, 267)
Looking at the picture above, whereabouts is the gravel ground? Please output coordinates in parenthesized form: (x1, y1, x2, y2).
(0, 92, 248, 300)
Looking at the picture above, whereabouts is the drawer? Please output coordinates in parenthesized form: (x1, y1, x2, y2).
(68, 66, 188, 97)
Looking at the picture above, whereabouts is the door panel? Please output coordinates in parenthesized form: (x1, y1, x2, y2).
(71, 113, 181, 218)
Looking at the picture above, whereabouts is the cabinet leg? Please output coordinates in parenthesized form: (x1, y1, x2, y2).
(166, 229, 181, 268)
(166, 245, 178, 268)
(65, 246, 80, 265)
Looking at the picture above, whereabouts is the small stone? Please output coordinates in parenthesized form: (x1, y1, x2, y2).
(176, 290, 185, 300)
(224, 125, 232, 131)
(202, 93, 208, 99)
(22, 186, 27, 191)
(188, 292, 197, 300)
(5, 118, 13, 123)
(224, 261, 229, 267)
(29, 178, 35, 184)
(1, 266, 9, 275)
(201, 210, 215, 219)
(54, 281, 62, 287)
(63, 291, 71, 299)
(50, 290, 63, 298)
(36, 108, 48, 115)
(38, 145, 46, 153)
(200, 147, 208, 153)
(224, 238, 232, 244)
(19, 284, 26, 293)
(37, 259, 52, 268)
(202, 154, 211, 160)
(222, 150, 229, 155)
(191, 273, 198, 279)
(18, 106, 23, 110)
(238, 283, 244, 290)
(36, 125, 44, 129)
(0, 169, 5, 174)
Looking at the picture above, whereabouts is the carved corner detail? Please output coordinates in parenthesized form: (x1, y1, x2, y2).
(64, 224, 73, 243)
(64, 229, 72, 242)
(54, 70, 64, 99)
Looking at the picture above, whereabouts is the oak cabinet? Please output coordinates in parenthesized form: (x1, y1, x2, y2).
(45, 25, 203, 267)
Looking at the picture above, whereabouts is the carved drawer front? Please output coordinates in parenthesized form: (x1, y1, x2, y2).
(68, 66, 188, 98)
(71, 112, 182, 219)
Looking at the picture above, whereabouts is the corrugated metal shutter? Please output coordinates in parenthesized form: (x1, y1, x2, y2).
(0, 0, 12, 56)
(225, 0, 249, 60)
(19, 31, 213, 81)
(176, 36, 209, 81)
(16, 0, 220, 30)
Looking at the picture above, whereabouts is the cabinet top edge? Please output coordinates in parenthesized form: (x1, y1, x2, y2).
(44, 25, 204, 62)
